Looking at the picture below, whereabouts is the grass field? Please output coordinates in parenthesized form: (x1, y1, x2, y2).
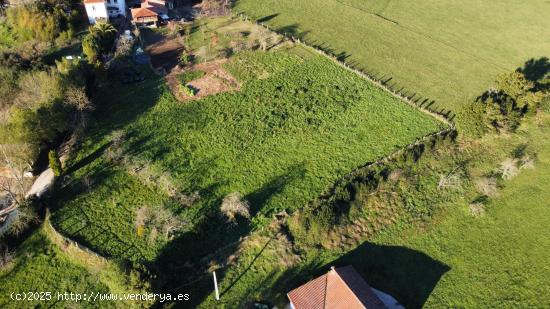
(234, 0, 550, 114)
(197, 114, 550, 308)
(370, 117, 550, 308)
(50, 46, 442, 270)
(0, 220, 148, 308)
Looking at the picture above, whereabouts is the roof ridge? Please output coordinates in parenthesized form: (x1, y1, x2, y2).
(323, 272, 329, 309)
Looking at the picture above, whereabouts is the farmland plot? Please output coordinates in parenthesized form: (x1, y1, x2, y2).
(234, 0, 550, 114)
(51, 47, 443, 267)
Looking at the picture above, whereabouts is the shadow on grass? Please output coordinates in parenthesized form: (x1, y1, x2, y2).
(257, 14, 279, 23)
(150, 163, 307, 308)
(327, 242, 450, 309)
(518, 57, 550, 84)
(250, 242, 449, 309)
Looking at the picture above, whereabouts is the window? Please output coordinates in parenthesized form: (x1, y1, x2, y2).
(92, 5, 95, 11)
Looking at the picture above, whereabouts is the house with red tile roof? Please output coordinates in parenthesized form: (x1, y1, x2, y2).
(131, 0, 172, 28)
(287, 266, 403, 309)
(84, 0, 127, 24)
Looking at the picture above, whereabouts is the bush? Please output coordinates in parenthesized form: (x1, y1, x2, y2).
(179, 84, 198, 97)
(179, 50, 192, 66)
(462, 71, 547, 135)
(48, 150, 62, 176)
(288, 202, 335, 246)
(220, 192, 250, 223)
(455, 100, 487, 138)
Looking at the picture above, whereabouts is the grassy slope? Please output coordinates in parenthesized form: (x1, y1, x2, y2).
(0, 227, 114, 308)
(372, 119, 550, 307)
(51, 48, 442, 265)
(197, 117, 550, 309)
(234, 0, 550, 113)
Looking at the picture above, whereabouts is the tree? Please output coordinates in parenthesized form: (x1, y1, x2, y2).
(82, 22, 117, 63)
(0, 143, 33, 219)
(92, 22, 117, 52)
(496, 71, 543, 111)
(48, 149, 62, 176)
(82, 32, 101, 63)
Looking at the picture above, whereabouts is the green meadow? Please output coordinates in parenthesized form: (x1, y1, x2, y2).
(0, 221, 147, 308)
(234, 0, 550, 114)
(51, 47, 442, 265)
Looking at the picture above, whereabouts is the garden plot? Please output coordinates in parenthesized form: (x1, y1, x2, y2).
(165, 59, 240, 101)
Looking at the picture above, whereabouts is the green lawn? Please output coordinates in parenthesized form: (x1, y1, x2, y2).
(234, 0, 550, 114)
(51, 47, 442, 268)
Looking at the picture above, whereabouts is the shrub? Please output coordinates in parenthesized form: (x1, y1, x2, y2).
(288, 202, 335, 246)
(179, 84, 198, 97)
(114, 34, 135, 59)
(0, 66, 18, 110)
(463, 71, 547, 135)
(220, 192, 250, 223)
(82, 32, 101, 63)
(455, 100, 487, 138)
(179, 50, 192, 66)
(48, 150, 62, 176)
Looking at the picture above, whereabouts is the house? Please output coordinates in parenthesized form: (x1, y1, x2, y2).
(84, 0, 127, 24)
(131, 0, 172, 28)
(287, 266, 402, 309)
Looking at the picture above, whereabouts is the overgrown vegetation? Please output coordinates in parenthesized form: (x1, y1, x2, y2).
(5, 0, 80, 43)
(457, 70, 548, 136)
(82, 22, 117, 64)
(0, 59, 93, 164)
(2, 6, 548, 308)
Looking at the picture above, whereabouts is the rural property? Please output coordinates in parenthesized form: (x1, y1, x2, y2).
(0, 0, 549, 308)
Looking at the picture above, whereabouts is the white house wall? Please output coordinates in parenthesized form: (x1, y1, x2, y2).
(85, 3, 108, 24)
(105, 0, 127, 17)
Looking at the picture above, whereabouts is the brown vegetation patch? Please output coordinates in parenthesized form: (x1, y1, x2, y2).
(142, 30, 185, 70)
(165, 59, 240, 101)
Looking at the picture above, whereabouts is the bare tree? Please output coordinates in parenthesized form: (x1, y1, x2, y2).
(0, 143, 33, 219)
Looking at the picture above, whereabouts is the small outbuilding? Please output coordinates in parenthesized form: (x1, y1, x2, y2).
(131, 0, 172, 28)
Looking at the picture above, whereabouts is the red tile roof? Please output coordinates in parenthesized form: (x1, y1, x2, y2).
(83, 0, 105, 3)
(287, 266, 387, 309)
(131, 7, 159, 19)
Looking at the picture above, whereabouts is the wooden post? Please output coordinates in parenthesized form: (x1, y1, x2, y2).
(213, 271, 220, 301)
